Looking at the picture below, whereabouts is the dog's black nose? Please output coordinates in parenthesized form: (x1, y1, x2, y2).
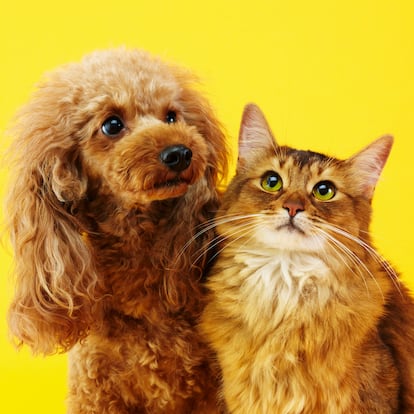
(159, 145, 192, 172)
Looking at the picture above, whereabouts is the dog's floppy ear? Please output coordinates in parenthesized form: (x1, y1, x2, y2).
(175, 71, 229, 188)
(6, 81, 101, 355)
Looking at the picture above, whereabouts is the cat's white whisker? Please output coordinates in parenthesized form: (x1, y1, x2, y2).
(322, 223, 402, 297)
(313, 227, 371, 297)
(200, 221, 266, 266)
(189, 214, 266, 267)
(173, 213, 264, 266)
(314, 226, 385, 301)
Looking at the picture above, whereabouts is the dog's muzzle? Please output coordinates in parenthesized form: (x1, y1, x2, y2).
(159, 145, 192, 172)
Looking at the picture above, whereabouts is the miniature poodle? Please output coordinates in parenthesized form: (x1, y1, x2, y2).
(6, 48, 228, 413)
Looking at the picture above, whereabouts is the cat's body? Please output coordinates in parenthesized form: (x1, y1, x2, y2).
(201, 104, 414, 414)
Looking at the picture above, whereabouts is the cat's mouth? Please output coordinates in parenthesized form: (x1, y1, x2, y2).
(278, 220, 305, 234)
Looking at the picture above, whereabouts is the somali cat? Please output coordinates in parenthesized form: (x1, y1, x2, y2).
(200, 104, 414, 414)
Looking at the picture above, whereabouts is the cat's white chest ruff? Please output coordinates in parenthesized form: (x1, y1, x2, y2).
(220, 251, 340, 413)
(235, 250, 332, 328)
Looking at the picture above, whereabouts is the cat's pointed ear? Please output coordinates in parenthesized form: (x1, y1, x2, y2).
(349, 135, 394, 199)
(237, 104, 277, 171)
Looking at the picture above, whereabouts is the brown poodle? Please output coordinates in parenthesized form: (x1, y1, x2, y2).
(5, 48, 228, 413)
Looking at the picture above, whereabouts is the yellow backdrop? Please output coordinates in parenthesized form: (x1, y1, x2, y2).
(1, 0, 413, 412)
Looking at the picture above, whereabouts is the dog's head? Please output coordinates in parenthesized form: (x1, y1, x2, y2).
(17, 49, 227, 208)
(6, 49, 228, 354)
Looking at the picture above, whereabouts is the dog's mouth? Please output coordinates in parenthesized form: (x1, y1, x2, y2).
(154, 176, 189, 189)
(145, 173, 194, 201)
(132, 143, 208, 203)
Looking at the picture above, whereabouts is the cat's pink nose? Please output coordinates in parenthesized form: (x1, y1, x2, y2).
(283, 200, 305, 217)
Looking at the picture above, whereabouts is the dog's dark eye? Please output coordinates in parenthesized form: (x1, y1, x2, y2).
(165, 110, 177, 124)
(101, 116, 125, 137)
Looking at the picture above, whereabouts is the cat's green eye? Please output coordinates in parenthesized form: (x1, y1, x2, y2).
(261, 171, 283, 193)
(312, 181, 336, 201)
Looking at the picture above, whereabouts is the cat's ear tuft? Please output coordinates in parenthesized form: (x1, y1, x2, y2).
(349, 135, 394, 199)
(237, 104, 277, 170)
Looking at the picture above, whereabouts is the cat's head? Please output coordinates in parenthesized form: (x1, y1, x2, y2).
(218, 103, 393, 254)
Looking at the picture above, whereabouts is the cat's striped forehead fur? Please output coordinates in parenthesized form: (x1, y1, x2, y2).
(279, 147, 333, 169)
(232, 103, 392, 203)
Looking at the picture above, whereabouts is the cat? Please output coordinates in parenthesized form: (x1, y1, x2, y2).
(200, 103, 414, 414)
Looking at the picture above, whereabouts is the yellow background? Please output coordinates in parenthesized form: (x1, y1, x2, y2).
(1, 0, 413, 412)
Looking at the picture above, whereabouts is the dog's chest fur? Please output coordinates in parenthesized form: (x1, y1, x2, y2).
(69, 312, 217, 413)
(73, 203, 220, 412)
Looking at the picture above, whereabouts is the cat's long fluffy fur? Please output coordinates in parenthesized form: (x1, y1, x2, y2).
(200, 104, 414, 414)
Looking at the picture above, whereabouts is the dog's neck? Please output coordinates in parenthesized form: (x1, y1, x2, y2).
(77, 190, 218, 323)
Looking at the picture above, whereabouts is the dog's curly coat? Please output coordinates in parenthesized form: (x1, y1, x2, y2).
(6, 49, 228, 413)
